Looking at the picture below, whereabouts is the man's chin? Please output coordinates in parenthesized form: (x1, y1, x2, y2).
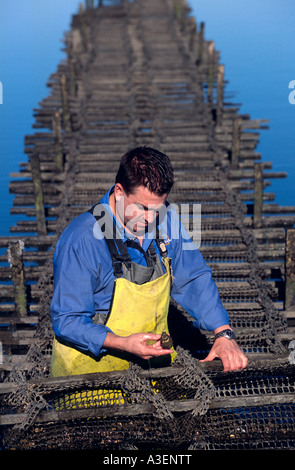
(126, 223, 148, 237)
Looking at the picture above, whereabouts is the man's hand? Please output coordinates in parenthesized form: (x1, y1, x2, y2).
(104, 332, 173, 360)
(200, 337, 248, 372)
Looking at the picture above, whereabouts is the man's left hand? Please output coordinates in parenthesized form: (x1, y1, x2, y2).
(200, 337, 248, 372)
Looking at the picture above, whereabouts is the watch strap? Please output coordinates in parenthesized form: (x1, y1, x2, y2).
(214, 329, 236, 340)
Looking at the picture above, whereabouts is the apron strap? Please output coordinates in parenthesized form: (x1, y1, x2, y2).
(88, 203, 168, 277)
(125, 239, 157, 267)
(88, 204, 130, 277)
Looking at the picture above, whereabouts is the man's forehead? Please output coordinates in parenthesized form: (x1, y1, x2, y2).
(126, 187, 167, 208)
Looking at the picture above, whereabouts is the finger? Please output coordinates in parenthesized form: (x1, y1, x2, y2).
(149, 345, 173, 355)
(223, 352, 248, 372)
(142, 333, 162, 341)
(229, 346, 248, 371)
(143, 343, 173, 357)
(150, 339, 172, 351)
(142, 335, 173, 353)
(200, 350, 217, 363)
(235, 353, 248, 370)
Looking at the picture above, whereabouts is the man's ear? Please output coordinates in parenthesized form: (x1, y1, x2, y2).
(114, 183, 124, 200)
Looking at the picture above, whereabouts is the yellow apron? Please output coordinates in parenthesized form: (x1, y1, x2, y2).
(51, 255, 176, 378)
(51, 203, 176, 386)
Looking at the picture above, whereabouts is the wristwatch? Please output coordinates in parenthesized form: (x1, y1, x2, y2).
(214, 329, 236, 341)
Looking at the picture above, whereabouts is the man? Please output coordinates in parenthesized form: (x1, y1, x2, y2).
(50, 146, 247, 376)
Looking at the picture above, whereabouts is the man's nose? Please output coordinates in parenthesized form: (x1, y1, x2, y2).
(145, 209, 156, 223)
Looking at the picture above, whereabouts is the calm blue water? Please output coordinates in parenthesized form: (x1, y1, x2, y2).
(0, 0, 294, 237)
(0, 0, 80, 236)
(189, 0, 295, 209)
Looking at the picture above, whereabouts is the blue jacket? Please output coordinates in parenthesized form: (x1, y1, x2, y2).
(51, 187, 229, 357)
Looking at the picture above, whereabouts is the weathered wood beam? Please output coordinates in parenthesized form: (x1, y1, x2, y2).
(285, 228, 295, 311)
(29, 154, 47, 236)
(7, 241, 27, 318)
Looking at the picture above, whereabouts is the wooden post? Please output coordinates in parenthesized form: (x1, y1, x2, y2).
(72, 29, 82, 83)
(86, 0, 95, 9)
(188, 17, 196, 52)
(231, 117, 242, 168)
(29, 154, 47, 236)
(53, 110, 64, 172)
(122, 0, 129, 13)
(79, 4, 88, 52)
(173, 0, 182, 21)
(207, 41, 215, 103)
(285, 229, 295, 311)
(72, 28, 82, 55)
(254, 162, 264, 228)
(60, 74, 71, 132)
(67, 38, 77, 98)
(8, 241, 27, 318)
(196, 21, 204, 66)
(216, 64, 224, 126)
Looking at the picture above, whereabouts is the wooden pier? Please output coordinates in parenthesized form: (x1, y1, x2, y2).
(0, 0, 294, 451)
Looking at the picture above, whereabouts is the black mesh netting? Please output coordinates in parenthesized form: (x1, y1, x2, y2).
(1, 349, 294, 450)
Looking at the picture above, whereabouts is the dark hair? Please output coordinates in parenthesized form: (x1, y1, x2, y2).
(115, 146, 174, 196)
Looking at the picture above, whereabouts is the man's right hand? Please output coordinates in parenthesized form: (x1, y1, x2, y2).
(104, 332, 173, 360)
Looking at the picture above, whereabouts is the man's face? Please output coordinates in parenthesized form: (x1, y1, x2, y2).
(114, 184, 167, 236)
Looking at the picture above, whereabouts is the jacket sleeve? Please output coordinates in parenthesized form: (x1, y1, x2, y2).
(169, 214, 229, 332)
(50, 241, 113, 357)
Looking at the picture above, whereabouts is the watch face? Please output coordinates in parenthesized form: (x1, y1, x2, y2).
(216, 329, 236, 340)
